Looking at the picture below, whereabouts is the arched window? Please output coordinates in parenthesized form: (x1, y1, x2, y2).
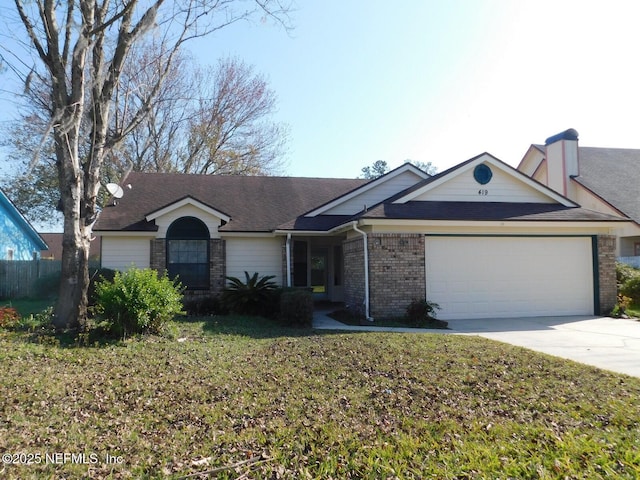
(166, 217, 210, 290)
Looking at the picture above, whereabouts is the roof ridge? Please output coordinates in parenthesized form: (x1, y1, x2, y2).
(125, 171, 369, 181)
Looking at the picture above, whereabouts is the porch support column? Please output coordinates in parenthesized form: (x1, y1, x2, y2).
(285, 233, 292, 287)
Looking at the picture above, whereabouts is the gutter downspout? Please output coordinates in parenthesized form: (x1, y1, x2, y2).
(285, 233, 292, 287)
(352, 222, 372, 320)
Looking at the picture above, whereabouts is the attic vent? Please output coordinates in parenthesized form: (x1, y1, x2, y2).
(473, 164, 493, 185)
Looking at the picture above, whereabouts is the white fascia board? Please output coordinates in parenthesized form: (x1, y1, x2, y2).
(272, 229, 337, 237)
(393, 153, 578, 207)
(360, 218, 627, 229)
(305, 163, 429, 217)
(219, 231, 277, 238)
(145, 196, 231, 223)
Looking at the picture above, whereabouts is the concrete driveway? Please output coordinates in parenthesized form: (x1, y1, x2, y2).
(448, 316, 640, 378)
(313, 312, 640, 378)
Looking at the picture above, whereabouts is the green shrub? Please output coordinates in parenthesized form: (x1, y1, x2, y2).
(14, 307, 53, 331)
(222, 272, 278, 316)
(279, 288, 314, 327)
(94, 268, 184, 337)
(620, 277, 640, 304)
(616, 262, 640, 285)
(611, 294, 633, 318)
(182, 296, 227, 316)
(88, 268, 117, 306)
(405, 299, 441, 327)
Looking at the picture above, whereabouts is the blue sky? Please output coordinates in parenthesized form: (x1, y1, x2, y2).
(3, 0, 640, 180)
(186, 0, 640, 177)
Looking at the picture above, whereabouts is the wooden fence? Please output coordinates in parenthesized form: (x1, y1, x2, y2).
(0, 260, 62, 299)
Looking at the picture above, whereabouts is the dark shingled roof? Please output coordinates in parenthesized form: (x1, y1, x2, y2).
(573, 147, 640, 223)
(276, 215, 357, 232)
(95, 172, 369, 232)
(95, 167, 627, 235)
(361, 201, 627, 222)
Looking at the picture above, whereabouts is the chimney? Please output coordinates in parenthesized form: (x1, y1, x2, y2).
(544, 128, 579, 198)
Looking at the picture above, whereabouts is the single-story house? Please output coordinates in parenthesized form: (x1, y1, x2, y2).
(95, 144, 628, 320)
(0, 187, 48, 260)
(518, 128, 640, 264)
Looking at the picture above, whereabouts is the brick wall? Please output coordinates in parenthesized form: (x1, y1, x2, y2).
(597, 235, 617, 315)
(343, 236, 366, 315)
(368, 234, 425, 318)
(209, 239, 226, 296)
(150, 239, 165, 272)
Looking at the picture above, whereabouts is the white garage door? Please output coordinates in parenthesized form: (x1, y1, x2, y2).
(425, 236, 594, 320)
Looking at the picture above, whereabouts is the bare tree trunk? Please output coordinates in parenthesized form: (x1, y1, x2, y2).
(56, 226, 90, 329)
(53, 122, 91, 329)
(12, 0, 292, 330)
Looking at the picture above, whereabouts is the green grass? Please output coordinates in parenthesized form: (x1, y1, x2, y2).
(1, 315, 639, 479)
(623, 303, 640, 318)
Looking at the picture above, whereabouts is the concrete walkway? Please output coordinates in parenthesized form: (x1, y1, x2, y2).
(313, 309, 640, 378)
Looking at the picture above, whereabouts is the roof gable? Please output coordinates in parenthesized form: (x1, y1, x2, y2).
(145, 196, 232, 238)
(146, 196, 231, 223)
(305, 163, 429, 216)
(517, 144, 546, 177)
(393, 153, 577, 207)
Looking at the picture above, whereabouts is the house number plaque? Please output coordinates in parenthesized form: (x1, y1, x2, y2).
(478, 189, 489, 196)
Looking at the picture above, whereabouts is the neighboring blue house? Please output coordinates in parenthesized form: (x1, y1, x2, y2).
(0, 188, 48, 260)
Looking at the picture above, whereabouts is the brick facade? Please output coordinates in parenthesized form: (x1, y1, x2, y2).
(208, 239, 226, 296)
(150, 239, 165, 273)
(368, 234, 425, 318)
(343, 236, 366, 315)
(150, 238, 226, 300)
(344, 233, 614, 320)
(597, 235, 617, 315)
(343, 233, 426, 319)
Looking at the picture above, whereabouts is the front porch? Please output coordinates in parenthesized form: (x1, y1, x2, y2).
(287, 236, 346, 303)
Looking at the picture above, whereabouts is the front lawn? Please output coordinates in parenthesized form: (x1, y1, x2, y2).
(1, 316, 639, 479)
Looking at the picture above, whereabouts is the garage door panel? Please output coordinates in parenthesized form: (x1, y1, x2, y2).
(425, 236, 594, 320)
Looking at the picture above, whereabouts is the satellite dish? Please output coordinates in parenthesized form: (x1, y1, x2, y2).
(106, 183, 124, 199)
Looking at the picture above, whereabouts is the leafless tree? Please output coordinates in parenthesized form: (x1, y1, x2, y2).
(180, 57, 288, 175)
(2, 48, 287, 224)
(8, 0, 292, 329)
(116, 51, 288, 175)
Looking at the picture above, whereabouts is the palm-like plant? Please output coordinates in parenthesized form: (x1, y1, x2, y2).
(222, 272, 278, 316)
